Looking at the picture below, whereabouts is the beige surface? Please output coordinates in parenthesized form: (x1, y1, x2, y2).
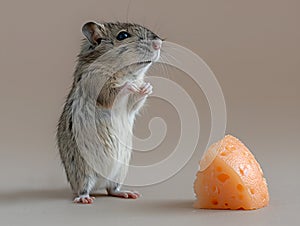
(0, 0, 299, 225)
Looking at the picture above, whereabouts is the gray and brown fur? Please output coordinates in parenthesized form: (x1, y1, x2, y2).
(56, 21, 161, 203)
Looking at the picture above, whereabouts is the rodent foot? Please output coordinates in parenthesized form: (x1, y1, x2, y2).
(120, 82, 140, 95)
(73, 195, 95, 204)
(140, 82, 153, 95)
(108, 190, 141, 199)
(120, 82, 152, 96)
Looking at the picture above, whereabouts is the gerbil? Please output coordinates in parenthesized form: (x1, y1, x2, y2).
(56, 21, 162, 204)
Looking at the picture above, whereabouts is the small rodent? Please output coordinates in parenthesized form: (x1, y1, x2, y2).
(56, 21, 162, 204)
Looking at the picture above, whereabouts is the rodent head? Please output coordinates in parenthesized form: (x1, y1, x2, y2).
(77, 21, 162, 83)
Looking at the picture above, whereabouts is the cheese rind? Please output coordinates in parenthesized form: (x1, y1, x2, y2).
(194, 135, 269, 210)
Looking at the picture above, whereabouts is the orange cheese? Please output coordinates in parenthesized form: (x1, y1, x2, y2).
(194, 135, 269, 210)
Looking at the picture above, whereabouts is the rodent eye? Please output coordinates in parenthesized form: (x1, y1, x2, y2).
(116, 31, 131, 41)
(96, 38, 102, 45)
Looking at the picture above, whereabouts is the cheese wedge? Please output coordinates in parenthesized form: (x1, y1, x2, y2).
(194, 135, 269, 210)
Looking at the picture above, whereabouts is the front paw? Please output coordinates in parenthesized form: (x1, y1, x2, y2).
(140, 82, 153, 96)
(120, 82, 153, 96)
(119, 82, 140, 95)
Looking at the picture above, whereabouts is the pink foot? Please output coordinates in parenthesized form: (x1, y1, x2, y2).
(120, 82, 153, 96)
(73, 195, 95, 204)
(120, 82, 140, 95)
(108, 190, 141, 199)
(140, 82, 153, 95)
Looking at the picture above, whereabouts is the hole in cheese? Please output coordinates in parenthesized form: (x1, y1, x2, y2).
(217, 174, 230, 183)
(237, 184, 244, 192)
(225, 145, 236, 151)
(211, 199, 218, 205)
(193, 135, 269, 210)
(239, 169, 245, 176)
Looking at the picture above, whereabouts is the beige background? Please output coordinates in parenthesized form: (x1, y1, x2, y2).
(0, 0, 299, 225)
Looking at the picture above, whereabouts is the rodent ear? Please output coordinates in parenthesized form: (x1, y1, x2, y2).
(82, 21, 104, 46)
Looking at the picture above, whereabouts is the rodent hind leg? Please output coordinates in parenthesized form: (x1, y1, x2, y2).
(73, 194, 95, 204)
(107, 184, 141, 199)
(73, 176, 97, 204)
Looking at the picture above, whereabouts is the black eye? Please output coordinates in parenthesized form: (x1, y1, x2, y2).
(96, 38, 102, 45)
(116, 31, 131, 41)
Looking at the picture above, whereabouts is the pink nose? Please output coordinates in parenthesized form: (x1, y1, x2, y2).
(152, 39, 162, 50)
